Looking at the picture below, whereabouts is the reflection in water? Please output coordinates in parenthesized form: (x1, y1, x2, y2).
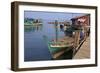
(24, 25, 43, 32)
(24, 21, 69, 61)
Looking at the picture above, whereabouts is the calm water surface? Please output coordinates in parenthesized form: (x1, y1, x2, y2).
(24, 20, 65, 61)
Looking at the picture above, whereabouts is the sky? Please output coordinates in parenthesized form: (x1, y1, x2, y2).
(24, 11, 87, 21)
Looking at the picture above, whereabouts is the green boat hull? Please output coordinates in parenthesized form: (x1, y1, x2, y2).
(47, 42, 67, 54)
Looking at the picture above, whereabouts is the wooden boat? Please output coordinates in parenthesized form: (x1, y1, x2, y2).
(49, 37, 74, 48)
(43, 20, 75, 55)
(33, 23, 42, 26)
(43, 20, 85, 58)
(24, 19, 43, 26)
(24, 22, 42, 26)
(43, 35, 74, 55)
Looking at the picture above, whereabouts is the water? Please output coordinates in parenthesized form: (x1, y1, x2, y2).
(24, 20, 65, 61)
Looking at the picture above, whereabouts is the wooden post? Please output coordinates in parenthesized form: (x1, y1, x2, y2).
(55, 20, 58, 42)
(72, 30, 80, 56)
(74, 30, 80, 49)
(83, 27, 87, 40)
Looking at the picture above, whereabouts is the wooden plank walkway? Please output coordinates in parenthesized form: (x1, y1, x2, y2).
(73, 37, 90, 59)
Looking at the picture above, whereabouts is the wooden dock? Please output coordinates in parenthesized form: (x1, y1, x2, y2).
(73, 37, 90, 59)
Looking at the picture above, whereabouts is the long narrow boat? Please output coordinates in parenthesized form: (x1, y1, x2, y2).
(43, 35, 74, 57)
(43, 20, 75, 57)
(24, 22, 42, 26)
